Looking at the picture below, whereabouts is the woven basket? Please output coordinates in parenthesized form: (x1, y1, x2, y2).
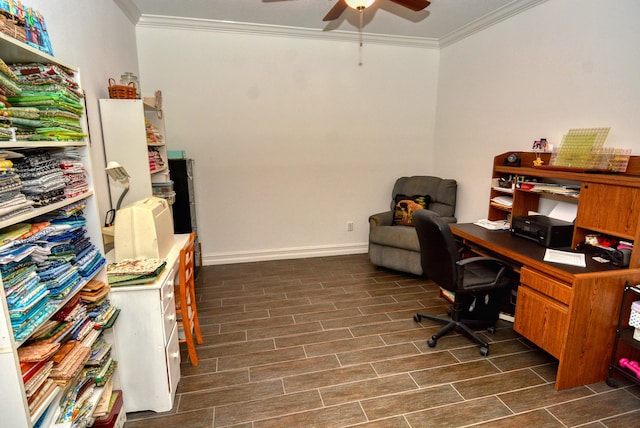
(108, 78, 137, 99)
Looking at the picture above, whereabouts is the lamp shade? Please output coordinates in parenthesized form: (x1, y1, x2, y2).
(345, 0, 375, 9)
(105, 161, 130, 187)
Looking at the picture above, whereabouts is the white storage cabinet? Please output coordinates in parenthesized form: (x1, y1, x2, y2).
(106, 234, 188, 412)
(99, 99, 170, 208)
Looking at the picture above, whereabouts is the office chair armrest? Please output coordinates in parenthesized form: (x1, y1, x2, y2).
(457, 256, 511, 290)
(457, 256, 509, 268)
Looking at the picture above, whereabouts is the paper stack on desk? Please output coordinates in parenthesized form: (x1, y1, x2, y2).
(544, 248, 586, 267)
(474, 219, 510, 230)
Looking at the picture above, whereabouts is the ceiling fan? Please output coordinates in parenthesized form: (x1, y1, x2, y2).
(323, 0, 431, 21)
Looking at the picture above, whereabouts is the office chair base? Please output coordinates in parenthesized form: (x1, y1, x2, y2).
(414, 313, 493, 356)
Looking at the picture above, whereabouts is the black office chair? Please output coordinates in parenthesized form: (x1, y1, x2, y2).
(412, 210, 513, 356)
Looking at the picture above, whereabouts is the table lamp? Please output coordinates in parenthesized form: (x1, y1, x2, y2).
(106, 160, 130, 211)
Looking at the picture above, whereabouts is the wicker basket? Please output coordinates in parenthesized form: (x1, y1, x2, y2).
(108, 78, 137, 99)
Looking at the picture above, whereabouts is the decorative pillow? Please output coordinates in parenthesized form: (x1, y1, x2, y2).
(393, 194, 431, 226)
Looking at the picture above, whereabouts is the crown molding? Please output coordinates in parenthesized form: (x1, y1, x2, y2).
(114, 0, 141, 25)
(136, 15, 439, 49)
(133, 0, 546, 49)
(439, 0, 548, 48)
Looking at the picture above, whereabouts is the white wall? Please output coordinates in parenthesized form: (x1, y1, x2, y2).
(22, 0, 139, 225)
(434, 0, 640, 223)
(22, 0, 639, 265)
(136, 25, 439, 264)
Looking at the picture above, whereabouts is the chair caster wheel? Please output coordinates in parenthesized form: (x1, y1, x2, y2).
(480, 347, 489, 357)
(413, 314, 421, 322)
(427, 338, 437, 348)
(487, 326, 496, 334)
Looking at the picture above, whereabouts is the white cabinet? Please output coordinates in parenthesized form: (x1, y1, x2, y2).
(107, 234, 187, 413)
(0, 34, 109, 427)
(99, 99, 171, 209)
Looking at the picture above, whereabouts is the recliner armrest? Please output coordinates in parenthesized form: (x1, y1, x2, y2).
(370, 210, 455, 228)
(369, 211, 393, 227)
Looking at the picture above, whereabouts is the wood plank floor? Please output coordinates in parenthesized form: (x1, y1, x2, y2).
(124, 254, 640, 427)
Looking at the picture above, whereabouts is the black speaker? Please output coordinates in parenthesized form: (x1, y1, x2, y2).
(504, 153, 521, 167)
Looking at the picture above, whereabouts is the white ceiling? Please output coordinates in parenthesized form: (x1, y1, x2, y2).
(127, 0, 545, 41)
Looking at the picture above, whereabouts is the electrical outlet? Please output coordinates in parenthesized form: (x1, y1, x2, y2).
(347, 221, 354, 232)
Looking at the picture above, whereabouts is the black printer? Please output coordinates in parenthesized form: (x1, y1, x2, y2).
(511, 215, 574, 248)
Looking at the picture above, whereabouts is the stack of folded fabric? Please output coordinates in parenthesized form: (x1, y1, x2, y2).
(145, 119, 163, 143)
(0, 154, 33, 220)
(23, 297, 91, 388)
(12, 150, 66, 206)
(49, 339, 91, 384)
(74, 241, 105, 278)
(37, 259, 83, 301)
(21, 359, 55, 413)
(55, 375, 95, 426)
(107, 258, 166, 286)
(0, 58, 20, 140)
(80, 279, 119, 329)
(0, 222, 53, 341)
(27, 296, 82, 346)
(83, 331, 117, 388)
(0, 106, 44, 139)
(1, 256, 51, 342)
(36, 208, 106, 279)
(5, 63, 85, 141)
(18, 341, 61, 415)
(17, 338, 60, 361)
(0, 57, 20, 98)
(18, 284, 117, 420)
(147, 147, 165, 172)
(0, 218, 94, 342)
(52, 147, 88, 198)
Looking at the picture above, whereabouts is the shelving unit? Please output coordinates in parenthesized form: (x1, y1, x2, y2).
(607, 282, 640, 388)
(0, 33, 113, 427)
(99, 98, 171, 209)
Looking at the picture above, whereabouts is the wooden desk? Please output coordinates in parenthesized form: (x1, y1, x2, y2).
(451, 223, 640, 390)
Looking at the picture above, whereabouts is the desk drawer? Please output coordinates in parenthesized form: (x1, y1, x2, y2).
(521, 267, 572, 305)
(514, 285, 568, 359)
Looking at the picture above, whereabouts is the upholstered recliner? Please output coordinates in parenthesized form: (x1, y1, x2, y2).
(368, 176, 457, 275)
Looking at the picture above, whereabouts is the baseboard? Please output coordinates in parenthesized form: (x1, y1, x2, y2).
(202, 243, 369, 265)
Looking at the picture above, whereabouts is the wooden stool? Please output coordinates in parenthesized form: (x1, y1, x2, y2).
(174, 232, 203, 365)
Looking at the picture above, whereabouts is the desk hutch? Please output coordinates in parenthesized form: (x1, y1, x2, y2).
(453, 151, 640, 390)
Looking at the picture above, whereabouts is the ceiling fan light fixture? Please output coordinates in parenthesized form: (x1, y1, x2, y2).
(345, 0, 375, 10)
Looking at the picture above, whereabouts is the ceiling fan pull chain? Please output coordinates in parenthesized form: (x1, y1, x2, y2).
(358, 8, 364, 66)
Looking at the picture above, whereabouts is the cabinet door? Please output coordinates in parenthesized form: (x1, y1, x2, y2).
(514, 286, 569, 359)
(576, 182, 640, 239)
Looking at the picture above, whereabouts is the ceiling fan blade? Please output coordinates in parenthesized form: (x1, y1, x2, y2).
(323, 0, 348, 21)
(388, 0, 431, 12)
